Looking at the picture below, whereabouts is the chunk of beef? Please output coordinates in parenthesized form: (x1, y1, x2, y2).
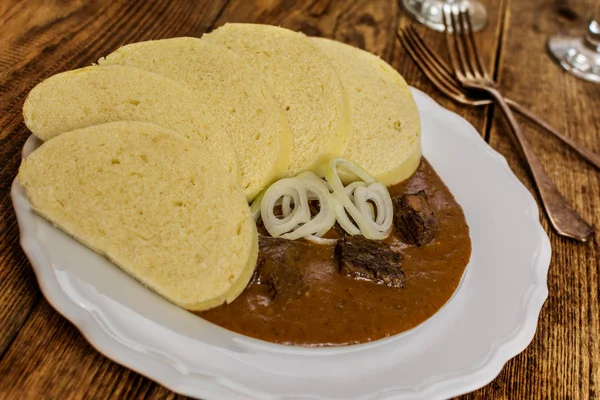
(253, 236, 310, 299)
(393, 190, 438, 246)
(336, 235, 405, 288)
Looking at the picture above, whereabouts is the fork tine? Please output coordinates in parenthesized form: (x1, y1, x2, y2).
(401, 30, 464, 95)
(450, 7, 475, 79)
(457, 8, 481, 78)
(405, 26, 455, 82)
(461, 8, 490, 79)
(398, 30, 466, 100)
(442, 6, 465, 80)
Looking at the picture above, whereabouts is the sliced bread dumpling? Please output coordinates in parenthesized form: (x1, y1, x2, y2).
(98, 37, 292, 201)
(18, 121, 258, 311)
(311, 37, 421, 185)
(23, 65, 239, 182)
(203, 23, 351, 176)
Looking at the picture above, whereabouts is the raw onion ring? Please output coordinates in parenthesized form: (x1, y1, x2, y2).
(253, 159, 394, 242)
(324, 158, 393, 240)
(260, 172, 336, 240)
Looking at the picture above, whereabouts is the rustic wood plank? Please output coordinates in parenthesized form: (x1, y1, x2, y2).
(458, 0, 600, 399)
(0, 210, 40, 358)
(0, 299, 172, 399)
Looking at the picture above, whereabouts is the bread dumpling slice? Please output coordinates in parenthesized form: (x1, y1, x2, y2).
(23, 65, 239, 182)
(203, 23, 351, 176)
(98, 37, 292, 201)
(311, 37, 421, 185)
(18, 121, 258, 311)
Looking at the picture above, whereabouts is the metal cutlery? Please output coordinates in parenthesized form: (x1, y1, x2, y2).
(397, 25, 600, 171)
(396, 7, 594, 242)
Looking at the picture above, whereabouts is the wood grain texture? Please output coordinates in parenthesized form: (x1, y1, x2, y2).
(460, 1, 600, 399)
(0, 0, 598, 399)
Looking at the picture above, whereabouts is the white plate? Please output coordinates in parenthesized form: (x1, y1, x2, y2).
(11, 88, 551, 400)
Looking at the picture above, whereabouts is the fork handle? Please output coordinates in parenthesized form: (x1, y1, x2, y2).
(486, 88, 594, 242)
(505, 98, 600, 170)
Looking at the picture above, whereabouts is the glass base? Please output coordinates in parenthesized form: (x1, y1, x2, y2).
(547, 31, 600, 83)
(401, 0, 488, 32)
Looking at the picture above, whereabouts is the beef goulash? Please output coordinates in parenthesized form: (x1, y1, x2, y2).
(18, 23, 471, 348)
(201, 159, 470, 346)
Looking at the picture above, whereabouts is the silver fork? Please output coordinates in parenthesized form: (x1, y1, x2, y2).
(397, 25, 600, 171)
(443, 6, 594, 242)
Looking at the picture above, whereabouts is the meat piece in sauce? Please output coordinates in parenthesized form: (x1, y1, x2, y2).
(393, 190, 438, 246)
(336, 235, 405, 288)
(253, 236, 310, 299)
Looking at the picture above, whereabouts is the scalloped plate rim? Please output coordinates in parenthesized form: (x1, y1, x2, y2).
(11, 87, 551, 400)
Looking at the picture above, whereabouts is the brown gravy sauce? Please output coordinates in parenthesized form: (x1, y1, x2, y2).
(199, 158, 471, 346)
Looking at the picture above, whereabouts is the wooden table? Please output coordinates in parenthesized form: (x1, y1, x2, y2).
(1, 0, 598, 398)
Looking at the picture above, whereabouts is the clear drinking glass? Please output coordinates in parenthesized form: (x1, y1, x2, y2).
(547, 18, 600, 83)
(401, 0, 488, 32)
